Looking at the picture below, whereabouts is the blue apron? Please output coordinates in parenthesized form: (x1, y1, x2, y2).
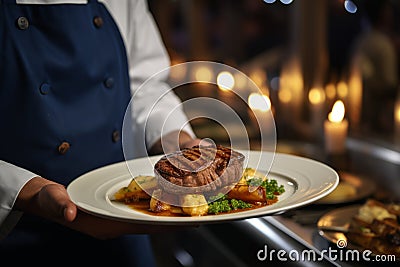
(0, 0, 155, 265)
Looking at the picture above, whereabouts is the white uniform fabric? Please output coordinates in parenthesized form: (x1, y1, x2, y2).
(0, 0, 194, 236)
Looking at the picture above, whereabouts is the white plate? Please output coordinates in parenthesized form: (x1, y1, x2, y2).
(67, 150, 339, 224)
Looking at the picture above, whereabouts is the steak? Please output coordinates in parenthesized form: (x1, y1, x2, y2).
(154, 145, 245, 194)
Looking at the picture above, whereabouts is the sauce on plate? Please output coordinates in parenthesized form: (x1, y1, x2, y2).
(126, 199, 275, 217)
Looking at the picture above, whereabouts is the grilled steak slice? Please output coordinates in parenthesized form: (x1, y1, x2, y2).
(154, 145, 245, 194)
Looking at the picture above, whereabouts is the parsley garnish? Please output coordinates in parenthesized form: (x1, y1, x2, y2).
(208, 194, 252, 214)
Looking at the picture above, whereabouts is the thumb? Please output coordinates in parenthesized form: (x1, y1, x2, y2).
(63, 201, 77, 222)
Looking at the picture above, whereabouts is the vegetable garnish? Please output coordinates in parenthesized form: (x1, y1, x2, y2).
(247, 178, 285, 199)
(207, 193, 252, 214)
(114, 168, 286, 217)
(206, 167, 286, 214)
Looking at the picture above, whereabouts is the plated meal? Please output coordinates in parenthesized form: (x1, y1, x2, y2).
(113, 145, 285, 217)
(67, 148, 338, 224)
(347, 199, 400, 257)
(318, 199, 400, 258)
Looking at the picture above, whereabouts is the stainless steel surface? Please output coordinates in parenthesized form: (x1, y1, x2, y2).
(347, 137, 400, 165)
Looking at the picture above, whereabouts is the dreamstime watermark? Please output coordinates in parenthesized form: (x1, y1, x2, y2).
(257, 239, 397, 263)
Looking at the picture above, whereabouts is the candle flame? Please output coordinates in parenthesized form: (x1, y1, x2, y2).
(248, 93, 271, 112)
(328, 100, 345, 123)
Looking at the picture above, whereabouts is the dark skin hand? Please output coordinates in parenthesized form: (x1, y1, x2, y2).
(15, 130, 203, 240)
(16, 178, 191, 239)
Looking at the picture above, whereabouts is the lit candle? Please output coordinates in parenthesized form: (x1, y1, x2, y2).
(324, 100, 348, 154)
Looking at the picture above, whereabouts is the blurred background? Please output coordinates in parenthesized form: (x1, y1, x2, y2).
(148, 0, 400, 147)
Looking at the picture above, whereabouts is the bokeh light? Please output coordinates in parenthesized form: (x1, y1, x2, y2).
(217, 71, 235, 91)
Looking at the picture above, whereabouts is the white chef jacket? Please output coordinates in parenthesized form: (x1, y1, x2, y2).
(0, 0, 194, 238)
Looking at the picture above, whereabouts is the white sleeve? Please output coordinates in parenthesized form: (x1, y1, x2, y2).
(105, 0, 195, 156)
(0, 161, 38, 239)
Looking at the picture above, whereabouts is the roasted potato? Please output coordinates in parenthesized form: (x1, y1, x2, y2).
(129, 175, 158, 191)
(150, 189, 171, 212)
(180, 194, 209, 216)
(114, 175, 157, 202)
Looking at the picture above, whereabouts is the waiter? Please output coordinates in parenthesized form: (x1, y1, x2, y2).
(0, 0, 199, 265)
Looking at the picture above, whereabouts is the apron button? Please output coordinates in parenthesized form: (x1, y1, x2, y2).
(93, 16, 104, 28)
(16, 16, 29, 30)
(39, 83, 51, 95)
(58, 142, 71, 155)
(104, 77, 114, 89)
(112, 130, 120, 143)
